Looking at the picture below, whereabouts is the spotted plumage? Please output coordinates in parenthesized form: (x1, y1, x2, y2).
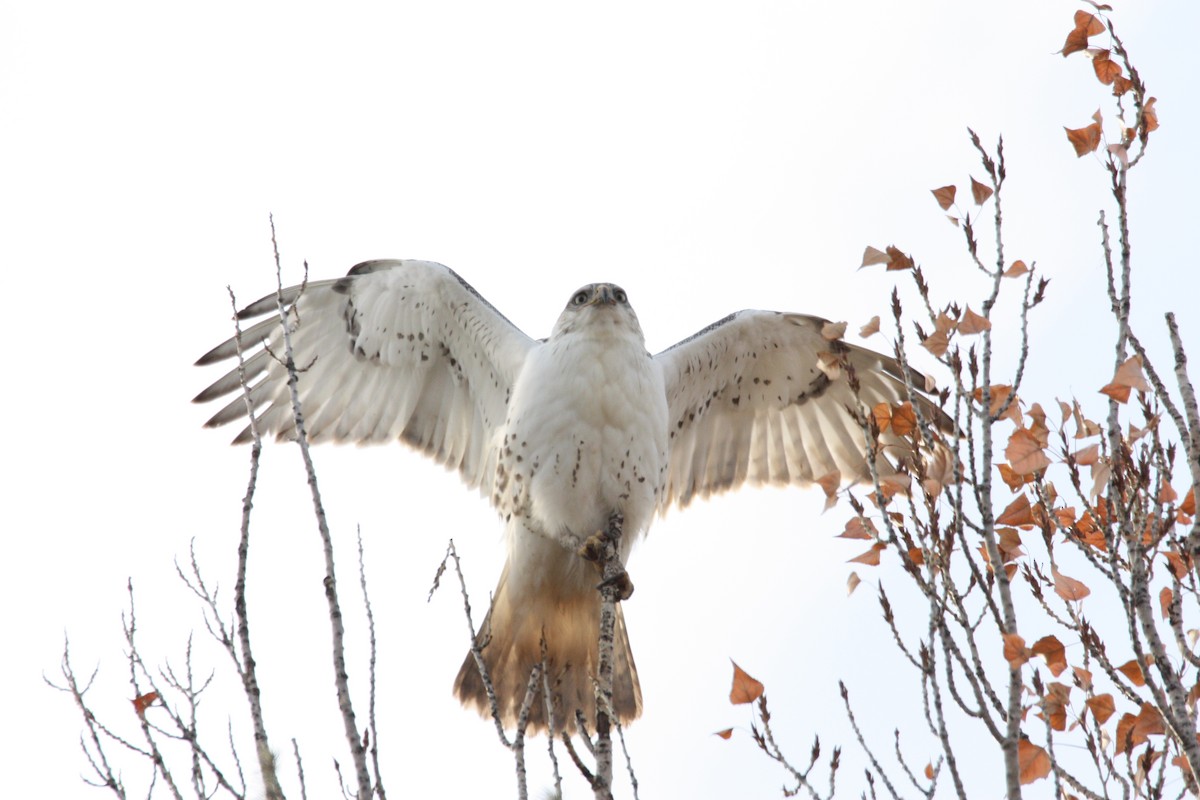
(195, 259, 945, 733)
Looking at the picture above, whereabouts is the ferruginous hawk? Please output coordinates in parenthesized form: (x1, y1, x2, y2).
(195, 259, 946, 733)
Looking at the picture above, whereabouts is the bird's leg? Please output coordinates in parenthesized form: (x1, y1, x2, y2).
(576, 512, 634, 601)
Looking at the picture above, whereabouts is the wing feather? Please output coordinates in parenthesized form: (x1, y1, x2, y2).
(195, 259, 536, 495)
(655, 310, 947, 511)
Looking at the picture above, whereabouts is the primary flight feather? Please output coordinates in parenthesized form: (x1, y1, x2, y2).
(196, 259, 944, 732)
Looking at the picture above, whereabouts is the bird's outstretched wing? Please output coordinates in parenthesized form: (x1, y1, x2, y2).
(195, 259, 536, 493)
(654, 310, 948, 510)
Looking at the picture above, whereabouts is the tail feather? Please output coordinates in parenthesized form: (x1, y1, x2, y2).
(453, 562, 642, 734)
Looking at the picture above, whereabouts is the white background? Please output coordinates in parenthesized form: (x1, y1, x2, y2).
(3, 1, 1198, 797)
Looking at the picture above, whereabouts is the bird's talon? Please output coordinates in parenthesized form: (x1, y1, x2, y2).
(597, 570, 635, 602)
(577, 529, 609, 563)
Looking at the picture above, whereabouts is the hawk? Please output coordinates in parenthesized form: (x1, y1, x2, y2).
(195, 259, 945, 733)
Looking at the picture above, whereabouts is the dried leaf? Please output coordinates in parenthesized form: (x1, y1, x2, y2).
(998, 464, 1035, 492)
(133, 691, 159, 718)
(957, 306, 991, 335)
(1073, 666, 1093, 692)
(816, 470, 841, 512)
(1018, 739, 1052, 784)
(1076, 10, 1106, 36)
(1091, 49, 1122, 85)
(924, 763, 934, 780)
(889, 403, 918, 437)
(714, 728, 733, 740)
(729, 661, 764, 705)
(997, 494, 1035, 527)
(922, 329, 950, 358)
(1115, 704, 1165, 753)
(821, 321, 847, 341)
(1142, 97, 1159, 134)
(1075, 443, 1100, 466)
(1004, 259, 1029, 278)
(1112, 74, 1132, 96)
(1065, 115, 1103, 158)
(884, 246, 914, 272)
(849, 542, 887, 566)
(1032, 635, 1068, 677)
(847, 571, 861, 596)
(1052, 566, 1091, 602)
(1007, 429, 1051, 475)
(931, 185, 956, 210)
(1118, 658, 1146, 687)
(1112, 355, 1151, 392)
(1100, 382, 1131, 403)
(1182, 488, 1196, 516)
(1003, 633, 1031, 669)
(970, 176, 994, 205)
(1090, 461, 1112, 501)
(860, 246, 891, 268)
(1086, 693, 1115, 725)
(1160, 587, 1173, 620)
(859, 315, 881, 338)
(816, 351, 843, 380)
(1041, 682, 1071, 731)
(838, 516, 877, 540)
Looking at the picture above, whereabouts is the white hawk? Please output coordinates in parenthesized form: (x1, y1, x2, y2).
(196, 259, 946, 733)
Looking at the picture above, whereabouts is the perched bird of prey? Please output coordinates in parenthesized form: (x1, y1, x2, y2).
(196, 259, 945, 733)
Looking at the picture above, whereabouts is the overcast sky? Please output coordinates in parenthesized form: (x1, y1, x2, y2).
(3, 1, 1198, 797)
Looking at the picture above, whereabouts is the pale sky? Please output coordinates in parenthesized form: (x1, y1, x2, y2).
(3, 1, 1198, 797)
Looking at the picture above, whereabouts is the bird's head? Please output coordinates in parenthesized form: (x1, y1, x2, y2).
(551, 282, 644, 341)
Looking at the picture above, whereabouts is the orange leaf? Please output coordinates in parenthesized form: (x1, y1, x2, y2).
(1003, 633, 1031, 669)
(1118, 658, 1147, 687)
(1018, 739, 1052, 784)
(885, 246, 914, 272)
(838, 516, 877, 540)
(849, 542, 886, 566)
(1115, 704, 1165, 753)
(1165, 550, 1191, 579)
(1065, 119, 1103, 157)
(1032, 635, 1068, 677)
(1052, 566, 1091, 602)
(1100, 382, 1131, 403)
(1075, 10, 1105, 36)
(1160, 587, 1174, 620)
(957, 306, 991, 335)
(729, 661, 764, 705)
(1112, 74, 1132, 96)
(998, 464, 1034, 492)
(714, 728, 733, 740)
(133, 691, 159, 718)
(1007, 429, 1051, 475)
(1091, 49, 1122, 85)
(970, 176, 993, 205)
(924, 763, 934, 780)
(889, 403, 918, 438)
(1041, 682, 1071, 731)
(997, 494, 1035, 527)
(1086, 693, 1115, 725)
(1142, 97, 1159, 134)
(1182, 488, 1196, 516)
(1073, 666, 1093, 692)
(931, 185, 956, 210)
(1062, 26, 1090, 57)
(1004, 259, 1029, 278)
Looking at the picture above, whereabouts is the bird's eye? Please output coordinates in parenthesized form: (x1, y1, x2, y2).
(613, 289, 627, 304)
(572, 290, 590, 306)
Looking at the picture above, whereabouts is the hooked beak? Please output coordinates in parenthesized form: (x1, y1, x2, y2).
(592, 286, 617, 306)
